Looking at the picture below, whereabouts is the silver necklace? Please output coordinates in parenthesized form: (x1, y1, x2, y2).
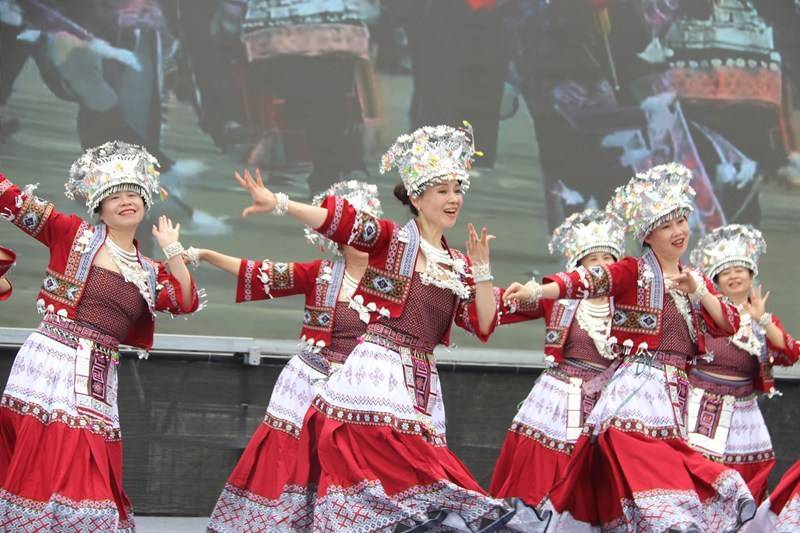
(576, 300, 613, 359)
(418, 238, 471, 299)
(105, 236, 152, 309)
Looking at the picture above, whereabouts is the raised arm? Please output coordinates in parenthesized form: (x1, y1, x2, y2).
(745, 287, 799, 363)
(236, 169, 327, 228)
(235, 169, 395, 255)
(1, 173, 83, 248)
(504, 257, 639, 304)
(668, 271, 739, 336)
(152, 216, 193, 310)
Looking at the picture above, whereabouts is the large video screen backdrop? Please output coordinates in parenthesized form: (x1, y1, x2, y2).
(2, 0, 800, 353)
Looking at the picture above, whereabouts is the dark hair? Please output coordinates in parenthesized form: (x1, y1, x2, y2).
(393, 183, 418, 216)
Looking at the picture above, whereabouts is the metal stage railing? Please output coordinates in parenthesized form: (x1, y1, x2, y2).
(3, 326, 800, 378)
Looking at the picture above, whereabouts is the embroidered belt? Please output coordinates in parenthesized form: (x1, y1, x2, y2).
(364, 324, 437, 353)
(38, 315, 120, 362)
(321, 348, 348, 365)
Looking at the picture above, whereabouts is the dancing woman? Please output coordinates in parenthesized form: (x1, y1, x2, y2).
(0, 142, 200, 531)
(227, 124, 548, 531)
(0, 246, 15, 300)
(687, 224, 800, 504)
(505, 163, 753, 532)
(203, 181, 380, 532)
(490, 208, 625, 508)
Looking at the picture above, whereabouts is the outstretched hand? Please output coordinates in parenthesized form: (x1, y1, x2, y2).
(234, 168, 277, 218)
(151, 215, 180, 248)
(466, 223, 494, 265)
(744, 285, 770, 321)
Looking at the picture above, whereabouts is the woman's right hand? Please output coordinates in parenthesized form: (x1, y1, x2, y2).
(235, 168, 277, 217)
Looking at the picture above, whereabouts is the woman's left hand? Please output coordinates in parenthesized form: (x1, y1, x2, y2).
(466, 223, 494, 266)
(744, 285, 770, 321)
(152, 215, 181, 248)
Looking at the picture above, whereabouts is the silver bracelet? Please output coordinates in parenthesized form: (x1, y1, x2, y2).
(758, 312, 773, 328)
(471, 262, 493, 283)
(273, 192, 289, 216)
(523, 278, 543, 303)
(688, 271, 709, 304)
(185, 246, 200, 268)
(162, 241, 185, 261)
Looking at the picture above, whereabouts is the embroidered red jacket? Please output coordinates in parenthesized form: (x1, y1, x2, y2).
(500, 297, 619, 366)
(313, 195, 500, 344)
(542, 249, 740, 359)
(0, 245, 15, 301)
(0, 173, 200, 351)
(236, 256, 356, 349)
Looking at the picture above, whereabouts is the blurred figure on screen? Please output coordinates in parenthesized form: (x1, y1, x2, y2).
(393, 0, 510, 167)
(172, 0, 248, 151)
(8, 0, 175, 169)
(239, 0, 372, 195)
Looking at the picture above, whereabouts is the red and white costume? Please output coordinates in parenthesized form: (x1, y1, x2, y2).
(542, 248, 754, 532)
(0, 245, 15, 301)
(289, 195, 533, 531)
(0, 172, 200, 531)
(208, 257, 367, 532)
(491, 297, 615, 508)
(687, 224, 800, 505)
(491, 208, 625, 508)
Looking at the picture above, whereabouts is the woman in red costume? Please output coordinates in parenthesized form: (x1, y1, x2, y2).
(687, 224, 800, 505)
(227, 123, 549, 532)
(505, 163, 753, 532)
(202, 181, 380, 532)
(490, 208, 625, 508)
(0, 141, 201, 531)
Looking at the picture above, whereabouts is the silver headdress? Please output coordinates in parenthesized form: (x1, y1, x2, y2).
(608, 162, 695, 241)
(379, 122, 479, 198)
(690, 224, 766, 280)
(66, 141, 161, 212)
(549, 208, 626, 271)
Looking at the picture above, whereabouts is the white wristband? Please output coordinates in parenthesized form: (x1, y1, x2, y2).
(688, 271, 709, 304)
(185, 246, 200, 268)
(471, 263, 493, 283)
(523, 278, 543, 303)
(273, 192, 289, 216)
(162, 241, 185, 261)
(758, 312, 773, 328)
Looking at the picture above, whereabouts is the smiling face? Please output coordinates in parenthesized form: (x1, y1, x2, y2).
(578, 251, 617, 269)
(716, 265, 753, 300)
(98, 190, 146, 230)
(410, 179, 464, 230)
(643, 215, 690, 263)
